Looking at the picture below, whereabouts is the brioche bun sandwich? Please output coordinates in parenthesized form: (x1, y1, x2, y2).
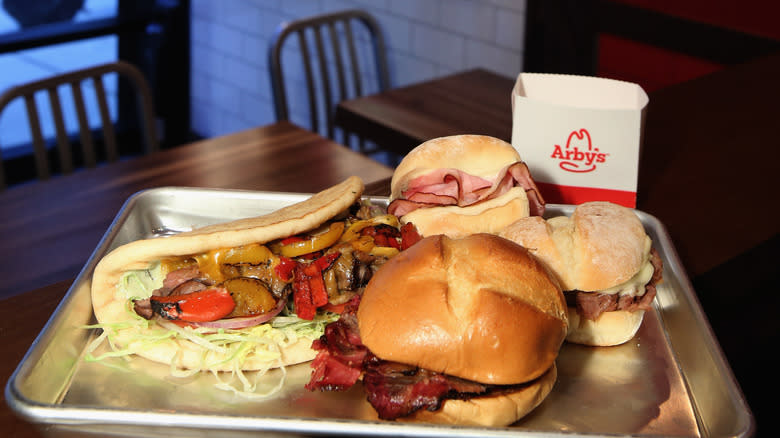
(499, 201, 664, 346)
(88, 177, 421, 394)
(387, 135, 545, 238)
(306, 233, 568, 426)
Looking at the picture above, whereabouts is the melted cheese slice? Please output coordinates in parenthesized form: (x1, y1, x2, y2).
(600, 236, 654, 297)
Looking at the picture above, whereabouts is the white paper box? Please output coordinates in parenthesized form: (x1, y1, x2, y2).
(511, 73, 648, 207)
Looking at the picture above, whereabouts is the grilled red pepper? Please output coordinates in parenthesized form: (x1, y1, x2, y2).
(400, 222, 422, 250)
(361, 224, 402, 249)
(274, 256, 297, 282)
(150, 288, 235, 322)
(293, 252, 341, 320)
(293, 271, 315, 320)
(280, 236, 304, 245)
(314, 251, 340, 271)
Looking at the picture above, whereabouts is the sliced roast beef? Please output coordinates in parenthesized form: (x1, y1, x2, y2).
(567, 248, 664, 320)
(569, 291, 618, 320)
(133, 299, 154, 319)
(133, 266, 203, 320)
(170, 278, 212, 296)
(618, 283, 658, 313)
(649, 247, 664, 284)
(161, 265, 200, 293)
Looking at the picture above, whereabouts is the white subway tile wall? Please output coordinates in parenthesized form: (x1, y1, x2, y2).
(190, 0, 527, 140)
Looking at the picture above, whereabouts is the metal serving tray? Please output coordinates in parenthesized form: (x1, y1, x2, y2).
(6, 187, 754, 437)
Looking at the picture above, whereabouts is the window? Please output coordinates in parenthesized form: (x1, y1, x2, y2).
(0, 0, 118, 158)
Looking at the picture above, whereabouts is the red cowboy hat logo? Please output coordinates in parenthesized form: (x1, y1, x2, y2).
(550, 129, 608, 173)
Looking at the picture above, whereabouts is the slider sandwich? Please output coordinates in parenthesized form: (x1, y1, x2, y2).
(500, 201, 664, 346)
(306, 233, 568, 426)
(388, 135, 545, 238)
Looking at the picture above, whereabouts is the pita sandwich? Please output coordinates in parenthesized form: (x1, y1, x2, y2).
(90, 176, 365, 372)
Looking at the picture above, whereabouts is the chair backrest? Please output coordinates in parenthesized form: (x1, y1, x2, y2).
(0, 60, 159, 190)
(268, 9, 390, 141)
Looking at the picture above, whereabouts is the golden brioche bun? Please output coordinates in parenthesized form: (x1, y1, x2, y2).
(499, 201, 652, 346)
(390, 135, 531, 238)
(357, 233, 568, 385)
(399, 364, 557, 427)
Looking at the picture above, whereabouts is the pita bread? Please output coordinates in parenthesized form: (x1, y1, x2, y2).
(90, 176, 364, 371)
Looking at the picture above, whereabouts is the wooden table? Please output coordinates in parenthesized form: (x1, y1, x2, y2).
(0, 121, 394, 437)
(336, 68, 514, 156)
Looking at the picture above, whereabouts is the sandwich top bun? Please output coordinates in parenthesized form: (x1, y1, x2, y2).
(389, 135, 540, 238)
(499, 201, 650, 292)
(390, 135, 524, 197)
(357, 233, 568, 385)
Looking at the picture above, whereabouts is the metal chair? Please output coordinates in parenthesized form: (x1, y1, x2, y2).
(268, 9, 390, 148)
(0, 60, 159, 190)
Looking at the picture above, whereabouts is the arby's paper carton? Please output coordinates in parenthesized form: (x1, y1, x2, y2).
(511, 73, 649, 208)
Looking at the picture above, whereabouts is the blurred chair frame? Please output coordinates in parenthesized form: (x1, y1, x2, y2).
(268, 9, 390, 144)
(0, 60, 158, 190)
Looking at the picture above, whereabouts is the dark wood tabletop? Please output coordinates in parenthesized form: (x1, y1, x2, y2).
(336, 68, 514, 156)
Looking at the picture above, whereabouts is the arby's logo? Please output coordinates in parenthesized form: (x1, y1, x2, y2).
(550, 129, 608, 173)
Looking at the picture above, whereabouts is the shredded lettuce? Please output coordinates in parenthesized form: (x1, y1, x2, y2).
(118, 262, 164, 301)
(85, 267, 338, 399)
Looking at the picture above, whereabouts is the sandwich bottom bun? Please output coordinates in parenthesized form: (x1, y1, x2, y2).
(398, 363, 558, 427)
(566, 308, 645, 346)
(400, 186, 530, 238)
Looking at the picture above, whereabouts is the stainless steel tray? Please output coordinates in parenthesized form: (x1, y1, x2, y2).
(6, 187, 754, 437)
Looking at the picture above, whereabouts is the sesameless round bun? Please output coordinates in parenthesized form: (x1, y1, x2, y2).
(399, 363, 557, 427)
(389, 135, 531, 238)
(566, 309, 645, 347)
(398, 187, 529, 238)
(499, 202, 648, 292)
(390, 135, 524, 197)
(499, 202, 651, 346)
(357, 233, 568, 385)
